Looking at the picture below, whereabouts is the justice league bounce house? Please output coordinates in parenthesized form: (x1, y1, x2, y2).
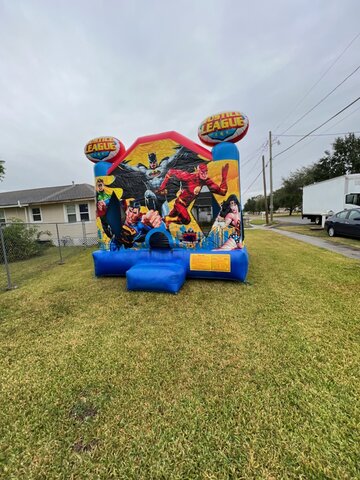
(85, 111, 250, 293)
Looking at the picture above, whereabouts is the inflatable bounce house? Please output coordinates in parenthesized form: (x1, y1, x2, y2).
(85, 111, 249, 293)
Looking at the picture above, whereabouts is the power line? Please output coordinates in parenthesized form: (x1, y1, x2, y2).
(324, 103, 360, 130)
(273, 96, 360, 159)
(245, 99, 360, 196)
(276, 105, 360, 161)
(242, 136, 281, 170)
(242, 150, 264, 169)
(274, 131, 360, 137)
(243, 34, 360, 196)
(243, 169, 264, 195)
(279, 64, 360, 134)
(270, 105, 360, 169)
(242, 140, 281, 194)
(243, 143, 266, 159)
(274, 31, 360, 132)
(241, 141, 268, 168)
(242, 152, 265, 194)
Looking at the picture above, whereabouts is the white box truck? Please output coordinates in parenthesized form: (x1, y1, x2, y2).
(302, 174, 360, 225)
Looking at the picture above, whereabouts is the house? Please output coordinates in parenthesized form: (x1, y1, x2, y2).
(0, 183, 97, 245)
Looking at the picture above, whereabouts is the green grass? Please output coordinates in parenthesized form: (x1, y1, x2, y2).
(0, 230, 359, 479)
(249, 218, 267, 225)
(273, 213, 302, 217)
(250, 219, 279, 226)
(0, 246, 90, 290)
(276, 224, 360, 250)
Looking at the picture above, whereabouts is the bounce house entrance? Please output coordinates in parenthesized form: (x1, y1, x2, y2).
(126, 230, 185, 293)
(149, 231, 172, 250)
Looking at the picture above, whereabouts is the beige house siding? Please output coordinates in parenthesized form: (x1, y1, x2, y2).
(2, 199, 98, 246)
(31, 200, 97, 245)
(0, 206, 27, 222)
(28, 200, 95, 224)
(34, 203, 66, 223)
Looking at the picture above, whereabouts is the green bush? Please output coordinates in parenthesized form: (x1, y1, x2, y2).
(1, 220, 51, 263)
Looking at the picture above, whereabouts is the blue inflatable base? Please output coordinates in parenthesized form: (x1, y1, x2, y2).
(127, 262, 186, 294)
(93, 247, 249, 292)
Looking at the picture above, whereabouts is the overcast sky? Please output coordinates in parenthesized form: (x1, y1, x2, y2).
(1, 0, 359, 201)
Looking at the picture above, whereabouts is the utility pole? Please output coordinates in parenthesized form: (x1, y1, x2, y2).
(262, 155, 269, 225)
(269, 131, 274, 223)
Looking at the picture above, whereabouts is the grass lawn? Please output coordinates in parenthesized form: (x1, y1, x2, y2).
(0, 230, 359, 479)
(249, 218, 267, 226)
(250, 219, 279, 226)
(273, 213, 302, 217)
(276, 224, 360, 250)
(0, 246, 90, 290)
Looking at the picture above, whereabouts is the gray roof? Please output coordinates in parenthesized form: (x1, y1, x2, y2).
(0, 184, 95, 207)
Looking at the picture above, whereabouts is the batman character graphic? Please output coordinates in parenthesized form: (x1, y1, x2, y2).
(108, 146, 209, 216)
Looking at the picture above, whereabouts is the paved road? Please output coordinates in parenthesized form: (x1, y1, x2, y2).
(268, 227, 360, 260)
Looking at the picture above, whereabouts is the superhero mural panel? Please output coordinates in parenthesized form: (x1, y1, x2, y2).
(86, 113, 249, 291)
(90, 133, 243, 251)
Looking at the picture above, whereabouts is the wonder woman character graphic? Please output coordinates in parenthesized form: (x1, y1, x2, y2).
(215, 194, 243, 250)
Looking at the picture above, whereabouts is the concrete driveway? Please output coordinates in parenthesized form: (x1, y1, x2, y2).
(267, 227, 360, 261)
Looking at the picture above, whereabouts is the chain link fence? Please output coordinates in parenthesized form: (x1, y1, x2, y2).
(0, 221, 98, 290)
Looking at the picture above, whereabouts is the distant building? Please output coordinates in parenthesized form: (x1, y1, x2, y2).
(0, 183, 97, 244)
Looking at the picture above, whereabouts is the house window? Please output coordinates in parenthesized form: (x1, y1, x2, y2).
(0, 209, 5, 224)
(79, 204, 90, 221)
(65, 203, 90, 222)
(32, 207, 42, 222)
(66, 204, 77, 223)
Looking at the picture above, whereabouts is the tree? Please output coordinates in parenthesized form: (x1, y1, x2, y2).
(254, 195, 266, 213)
(270, 134, 360, 215)
(311, 133, 360, 182)
(243, 197, 257, 213)
(0, 220, 51, 263)
(0, 160, 4, 181)
(243, 195, 268, 213)
(274, 167, 309, 215)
